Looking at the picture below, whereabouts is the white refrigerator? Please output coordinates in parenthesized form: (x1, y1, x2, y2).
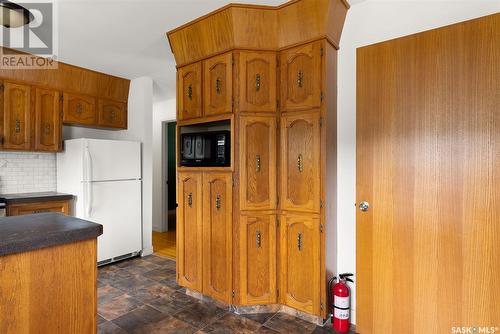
(57, 138, 142, 264)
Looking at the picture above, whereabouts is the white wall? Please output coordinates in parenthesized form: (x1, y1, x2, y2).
(63, 76, 154, 256)
(337, 1, 500, 323)
(152, 98, 177, 232)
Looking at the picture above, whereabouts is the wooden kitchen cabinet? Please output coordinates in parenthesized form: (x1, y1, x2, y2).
(238, 51, 277, 113)
(7, 200, 71, 216)
(34, 87, 62, 152)
(177, 62, 202, 120)
(280, 41, 322, 112)
(279, 213, 320, 315)
(239, 115, 277, 211)
(177, 172, 203, 291)
(62, 92, 97, 126)
(97, 98, 127, 129)
(203, 52, 233, 116)
(239, 214, 277, 305)
(202, 172, 233, 303)
(280, 111, 321, 212)
(2, 81, 31, 150)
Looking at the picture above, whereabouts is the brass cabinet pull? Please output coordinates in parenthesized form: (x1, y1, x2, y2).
(110, 110, 116, 119)
(255, 74, 261, 91)
(187, 192, 193, 207)
(76, 102, 83, 113)
(187, 84, 193, 100)
(215, 78, 222, 95)
(15, 119, 21, 133)
(215, 194, 221, 210)
(256, 230, 262, 248)
(297, 70, 304, 88)
(256, 155, 261, 172)
(297, 232, 302, 251)
(44, 124, 51, 135)
(33, 209, 49, 214)
(297, 154, 304, 172)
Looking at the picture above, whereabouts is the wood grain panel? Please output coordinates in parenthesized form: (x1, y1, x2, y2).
(97, 99, 127, 129)
(177, 172, 203, 291)
(34, 88, 61, 152)
(2, 82, 31, 150)
(203, 52, 233, 116)
(62, 92, 96, 126)
(0, 239, 97, 334)
(7, 200, 71, 216)
(177, 62, 202, 120)
(356, 13, 500, 334)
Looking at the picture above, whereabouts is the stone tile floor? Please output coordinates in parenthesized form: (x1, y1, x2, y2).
(98, 255, 356, 334)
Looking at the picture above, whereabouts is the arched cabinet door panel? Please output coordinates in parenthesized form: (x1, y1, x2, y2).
(34, 88, 62, 152)
(280, 111, 321, 213)
(240, 115, 277, 211)
(202, 172, 233, 303)
(2, 82, 31, 150)
(178, 62, 202, 120)
(280, 41, 322, 112)
(203, 53, 233, 116)
(177, 172, 203, 291)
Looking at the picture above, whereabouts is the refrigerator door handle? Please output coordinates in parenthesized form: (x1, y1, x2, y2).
(84, 146, 93, 218)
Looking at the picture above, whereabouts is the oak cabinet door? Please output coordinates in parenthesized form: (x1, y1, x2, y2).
(280, 112, 320, 212)
(177, 172, 203, 292)
(239, 214, 277, 305)
(97, 99, 127, 129)
(202, 172, 232, 303)
(62, 92, 96, 126)
(240, 115, 277, 211)
(239, 52, 277, 113)
(280, 213, 320, 315)
(178, 62, 202, 120)
(280, 41, 322, 111)
(203, 53, 233, 116)
(7, 200, 70, 216)
(34, 88, 61, 152)
(2, 82, 31, 150)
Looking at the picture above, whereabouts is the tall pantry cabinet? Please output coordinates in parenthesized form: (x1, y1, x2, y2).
(168, 0, 348, 320)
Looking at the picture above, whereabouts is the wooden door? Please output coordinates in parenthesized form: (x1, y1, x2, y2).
(240, 115, 277, 211)
(280, 41, 322, 111)
(202, 172, 232, 303)
(203, 53, 233, 116)
(178, 62, 202, 120)
(356, 14, 500, 334)
(2, 82, 31, 150)
(62, 92, 96, 126)
(97, 99, 127, 129)
(34, 88, 61, 152)
(177, 172, 203, 292)
(280, 213, 320, 315)
(239, 51, 277, 113)
(239, 214, 277, 305)
(280, 111, 320, 212)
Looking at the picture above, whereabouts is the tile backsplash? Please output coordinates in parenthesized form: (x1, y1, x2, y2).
(0, 152, 57, 194)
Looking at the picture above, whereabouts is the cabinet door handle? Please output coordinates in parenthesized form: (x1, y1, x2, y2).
(110, 110, 116, 119)
(15, 119, 21, 133)
(215, 194, 221, 210)
(297, 154, 304, 173)
(297, 70, 304, 88)
(215, 78, 222, 95)
(297, 232, 302, 251)
(187, 193, 193, 207)
(255, 73, 261, 92)
(76, 102, 83, 113)
(256, 155, 261, 172)
(256, 230, 262, 248)
(187, 84, 193, 100)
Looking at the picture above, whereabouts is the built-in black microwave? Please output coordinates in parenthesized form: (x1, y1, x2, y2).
(180, 131, 230, 167)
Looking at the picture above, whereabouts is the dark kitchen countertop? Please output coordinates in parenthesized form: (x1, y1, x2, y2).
(0, 192, 74, 204)
(0, 213, 103, 257)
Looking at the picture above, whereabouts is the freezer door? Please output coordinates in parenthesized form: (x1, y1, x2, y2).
(84, 139, 141, 182)
(87, 180, 142, 262)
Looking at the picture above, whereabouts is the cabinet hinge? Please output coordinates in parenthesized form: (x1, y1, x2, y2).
(320, 47, 324, 57)
(319, 117, 323, 127)
(320, 92, 324, 102)
(320, 224, 324, 233)
(0, 84, 4, 92)
(277, 289, 280, 298)
(59, 93, 63, 102)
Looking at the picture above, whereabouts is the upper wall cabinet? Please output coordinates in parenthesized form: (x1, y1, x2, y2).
(238, 52, 277, 113)
(34, 88, 62, 152)
(98, 99, 127, 129)
(203, 53, 233, 116)
(62, 92, 97, 126)
(280, 41, 322, 111)
(2, 82, 31, 150)
(178, 62, 202, 120)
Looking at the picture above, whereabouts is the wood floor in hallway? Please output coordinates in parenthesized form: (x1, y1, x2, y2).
(152, 230, 176, 259)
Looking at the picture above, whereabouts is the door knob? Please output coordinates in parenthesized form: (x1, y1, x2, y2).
(359, 201, 370, 212)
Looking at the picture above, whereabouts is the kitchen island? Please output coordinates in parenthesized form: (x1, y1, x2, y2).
(0, 213, 103, 334)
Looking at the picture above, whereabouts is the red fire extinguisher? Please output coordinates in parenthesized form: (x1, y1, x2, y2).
(328, 273, 354, 333)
